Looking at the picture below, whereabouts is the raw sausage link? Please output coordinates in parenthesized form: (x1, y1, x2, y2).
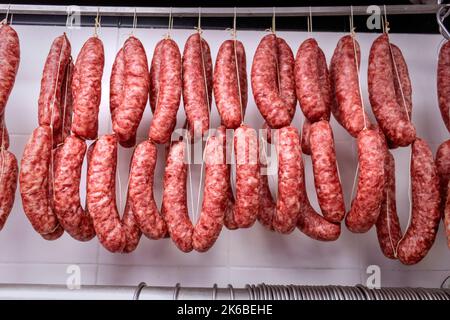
(148, 39, 182, 144)
(182, 33, 213, 139)
(310, 120, 345, 223)
(234, 125, 260, 228)
(251, 34, 296, 128)
(38, 34, 71, 132)
(19, 126, 59, 234)
(294, 38, 331, 122)
(391, 43, 412, 120)
(375, 149, 402, 259)
(87, 134, 135, 253)
(272, 126, 302, 233)
(0, 24, 20, 117)
(71, 37, 104, 140)
(121, 194, 142, 253)
(368, 34, 416, 147)
(193, 135, 228, 252)
(54, 60, 74, 146)
(330, 35, 368, 137)
(301, 119, 311, 155)
(216, 126, 239, 230)
(213, 39, 248, 129)
(397, 138, 441, 265)
(162, 141, 193, 252)
(128, 140, 167, 239)
(53, 135, 95, 241)
(0, 116, 9, 149)
(438, 41, 450, 133)
(111, 36, 149, 147)
(0, 150, 18, 230)
(297, 156, 341, 241)
(345, 129, 385, 233)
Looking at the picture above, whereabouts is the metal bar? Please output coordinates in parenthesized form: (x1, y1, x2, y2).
(0, 4, 442, 18)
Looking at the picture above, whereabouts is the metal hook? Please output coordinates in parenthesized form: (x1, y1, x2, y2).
(133, 282, 146, 300)
(173, 283, 181, 300)
(212, 283, 218, 300)
(437, 2, 450, 40)
(228, 284, 235, 300)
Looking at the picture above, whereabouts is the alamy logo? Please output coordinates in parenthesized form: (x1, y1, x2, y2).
(66, 6, 81, 30)
(366, 5, 382, 30)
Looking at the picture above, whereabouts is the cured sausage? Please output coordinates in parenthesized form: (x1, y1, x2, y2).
(330, 35, 369, 137)
(162, 136, 228, 252)
(0, 149, 17, 230)
(375, 149, 402, 259)
(86, 134, 141, 253)
(19, 126, 59, 235)
(297, 156, 341, 241)
(110, 36, 149, 147)
(0, 24, 20, 117)
(256, 126, 302, 233)
(128, 140, 167, 239)
(192, 136, 228, 252)
(251, 34, 296, 128)
(233, 125, 260, 228)
(438, 41, 450, 133)
(71, 37, 104, 140)
(213, 39, 247, 129)
(397, 138, 441, 265)
(309, 120, 345, 223)
(294, 38, 331, 122)
(368, 34, 416, 147)
(301, 119, 311, 155)
(54, 60, 74, 146)
(148, 39, 182, 144)
(38, 34, 71, 133)
(53, 135, 95, 241)
(345, 129, 385, 233)
(182, 33, 213, 139)
(435, 139, 450, 248)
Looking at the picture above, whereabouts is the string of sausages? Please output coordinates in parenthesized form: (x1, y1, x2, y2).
(0, 12, 446, 265)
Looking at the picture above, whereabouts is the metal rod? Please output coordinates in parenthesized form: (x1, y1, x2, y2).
(0, 283, 448, 300)
(0, 4, 442, 17)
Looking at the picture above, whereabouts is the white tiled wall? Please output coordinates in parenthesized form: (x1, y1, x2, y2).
(1, 24, 449, 290)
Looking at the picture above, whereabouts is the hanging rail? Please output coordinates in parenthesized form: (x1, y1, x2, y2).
(0, 283, 449, 300)
(0, 4, 443, 17)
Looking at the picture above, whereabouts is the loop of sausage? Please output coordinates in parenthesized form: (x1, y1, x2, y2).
(86, 134, 141, 253)
(38, 34, 71, 133)
(251, 34, 296, 129)
(438, 41, 450, 133)
(309, 120, 345, 223)
(397, 138, 441, 265)
(53, 135, 95, 241)
(110, 36, 149, 148)
(162, 135, 228, 252)
(0, 150, 18, 230)
(213, 39, 248, 129)
(233, 125, 260, 228)
(301, 119, 312, 155)
(435, 139, 450, 248)
(128, 140, 167, 240)
(148, 39, 182, 144)
(294, 38, 331, 122)
(330, 35, 369, 137)
(345, 129, 385, 233)
(0, 24, 20, 117)
(375, 149, 402, 259)
(296, 155, 341, 241)
(19, 126, 60, 235)
(182, 33, 213, 139)
(256, 126, 302, 233)
(71, 37, 104, 140)
(368, 34, 416, 147)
